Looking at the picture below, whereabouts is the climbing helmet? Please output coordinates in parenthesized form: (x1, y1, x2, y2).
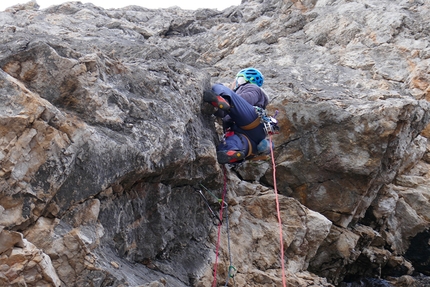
(236, 67, 264, 87)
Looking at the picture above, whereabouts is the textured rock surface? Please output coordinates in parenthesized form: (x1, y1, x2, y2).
(1, 0, 430, 286)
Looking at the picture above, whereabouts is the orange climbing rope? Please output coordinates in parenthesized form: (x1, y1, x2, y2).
(269, 135, 287, 287)
(212, 165, 228, 287)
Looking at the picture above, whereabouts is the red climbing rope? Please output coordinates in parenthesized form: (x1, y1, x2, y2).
(212, 165, 228, 287)
(211, 136, 286, 286)
(269, 135, 287, 287)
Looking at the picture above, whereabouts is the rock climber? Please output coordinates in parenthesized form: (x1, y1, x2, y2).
(203, 67, 273, 164)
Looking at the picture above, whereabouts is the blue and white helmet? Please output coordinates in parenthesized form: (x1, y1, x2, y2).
(236, 67, 264, 87)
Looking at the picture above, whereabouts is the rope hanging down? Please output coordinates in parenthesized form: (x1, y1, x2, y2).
(212, 165, 229, 287)
(269, 135, 287, 287)
(208, 135, 285, 287)
(224, 200, 236, 287)
(198, 181, 236, 286)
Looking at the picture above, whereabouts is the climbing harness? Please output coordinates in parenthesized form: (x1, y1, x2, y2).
(222, 106, 280, 164)
(238, 107, 279, 134)
(255, 107, 280, 136)
(236, 107, 279, 161)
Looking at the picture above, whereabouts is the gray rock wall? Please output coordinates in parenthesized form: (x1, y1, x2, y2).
(1, 0, 430, 286)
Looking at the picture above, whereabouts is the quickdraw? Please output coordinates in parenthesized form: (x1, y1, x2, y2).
(195, 189, 222, 225)
(227, 265, 237, 278)
(254, 107, 280, 135)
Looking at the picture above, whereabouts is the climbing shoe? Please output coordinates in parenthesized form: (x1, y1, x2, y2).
(217, 150, 245, 164)
(203, 90, 230, 112)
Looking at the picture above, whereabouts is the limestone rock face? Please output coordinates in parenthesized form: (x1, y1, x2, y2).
(1, 0, 430, 286)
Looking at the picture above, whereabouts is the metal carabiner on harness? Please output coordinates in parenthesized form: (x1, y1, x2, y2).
(255, 107, 280, 135)
(264, 116, 280, 135)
